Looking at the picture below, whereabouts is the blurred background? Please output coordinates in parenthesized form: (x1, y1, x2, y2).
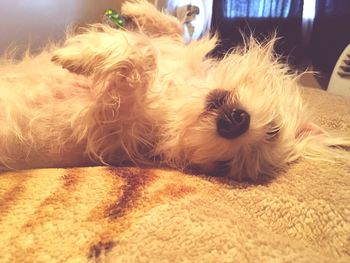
(0, 0, 214, 54)
(0, 0, 121, 54)
(211, 0, 350, 76)
(0, 0, 349, 91)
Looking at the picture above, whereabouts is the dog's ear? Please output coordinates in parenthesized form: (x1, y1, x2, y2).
(297, 122, 350, 151)
(297, 122, 325, 138)
(51, 26, 156, 78)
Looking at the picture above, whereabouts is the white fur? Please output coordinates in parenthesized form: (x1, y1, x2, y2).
(0, 0, 349, 180)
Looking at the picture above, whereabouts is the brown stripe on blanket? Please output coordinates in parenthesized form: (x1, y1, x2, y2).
(86, 167, 157, 261)
(86, 169, 199, 261)
(87, 240, 116, 261)
(62, 169, 82, 189)
(0, 171, 30, 218)
(20, 168, 83, 229)
(6, 167, 122, 261)
(105, 167, 156, 219)
(0, 185, 25, 218)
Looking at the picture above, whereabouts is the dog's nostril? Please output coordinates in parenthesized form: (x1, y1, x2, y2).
(217, 109, 250, 139)
(231, 109, 245, 124)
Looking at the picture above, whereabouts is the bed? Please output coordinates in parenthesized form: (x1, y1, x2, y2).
(0, 87, 349, 262)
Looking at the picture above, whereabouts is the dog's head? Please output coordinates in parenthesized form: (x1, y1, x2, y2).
(159, 37, 336, 181)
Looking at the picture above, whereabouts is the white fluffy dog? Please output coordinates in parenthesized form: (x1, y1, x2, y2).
(0, 0, 349, 180)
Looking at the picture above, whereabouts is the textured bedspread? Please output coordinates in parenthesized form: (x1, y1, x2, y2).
(0, 88, 349, 262)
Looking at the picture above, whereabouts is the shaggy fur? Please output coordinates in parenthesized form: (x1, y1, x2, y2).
(0, 0, 349, 180)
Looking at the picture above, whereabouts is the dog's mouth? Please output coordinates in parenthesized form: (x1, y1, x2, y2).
(207, 160, 231, 177)
(188, 159, 231, 177)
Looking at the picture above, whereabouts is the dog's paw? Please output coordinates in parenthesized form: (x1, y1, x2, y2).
(121, 0, 183, 38)
(51, 27, 157, 89)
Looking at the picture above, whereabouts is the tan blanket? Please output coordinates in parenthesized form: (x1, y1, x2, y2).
(1, 88, 349, 262)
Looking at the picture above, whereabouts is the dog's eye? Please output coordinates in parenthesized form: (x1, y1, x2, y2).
(206, 89, 230, 111)
(266, 127, 280, 140)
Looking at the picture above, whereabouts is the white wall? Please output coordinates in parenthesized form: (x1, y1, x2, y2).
(0, 1, 212, 54)
(0, 0, 123, 54)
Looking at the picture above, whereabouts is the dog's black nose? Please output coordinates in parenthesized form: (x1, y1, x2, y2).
(217, 109, 250, 139)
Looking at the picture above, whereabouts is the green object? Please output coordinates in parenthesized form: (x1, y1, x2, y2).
(104, 9, 125, 28)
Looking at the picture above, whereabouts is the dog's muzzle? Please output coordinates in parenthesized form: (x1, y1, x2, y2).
(216, 108, 250, 139)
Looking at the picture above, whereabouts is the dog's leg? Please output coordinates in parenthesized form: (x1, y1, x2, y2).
(51, 28, 157, 164)
(51, 27, 157, 110)
(51, 27, 156, 81)
(121, 0, 183, 38)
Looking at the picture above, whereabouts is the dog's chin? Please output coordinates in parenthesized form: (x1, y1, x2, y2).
(187, 142, 285, 181)
(190, 160, 231, 177)
(180, 132, 253, 179)
(192, 160, 270, 181)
